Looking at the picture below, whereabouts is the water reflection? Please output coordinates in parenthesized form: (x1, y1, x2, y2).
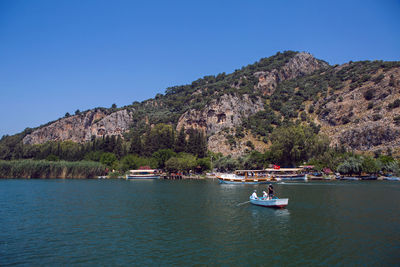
(250, 207, 290, 223)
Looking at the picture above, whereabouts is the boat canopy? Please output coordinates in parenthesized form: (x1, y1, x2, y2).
(265, 168, 302, 172)
(129, 169, 157, 173)
(235, 170, 266, 173)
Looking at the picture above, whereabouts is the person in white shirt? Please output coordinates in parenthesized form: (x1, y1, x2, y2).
(251, 190, 258, 199)
(262, 191, 268, 199)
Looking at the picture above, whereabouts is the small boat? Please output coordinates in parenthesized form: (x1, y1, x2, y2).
(383, 177, 400, 181)
(126, 169, 160, 180)
(249, 196, 288, 208)
(340, 176, 361, 181)
(217, 170, 270, 184)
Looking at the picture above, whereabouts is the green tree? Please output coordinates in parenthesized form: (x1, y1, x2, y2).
(165, 153, 197, 173)
(214, 156, 239, 172)
(186, 129, 207, 157)
(120, 154, 139, 172)
(337, 157, 363, 175)
(129, 133, 142, 155)
(361, 156, 379, 174)
(152, 149, 176, 169)
(144, 124, 175, 156)
(196, 157, 211, 173)
(269, 124, 326, 166)
(175, 127, 186, 153)
(100, 152, 117, 168)
(84, 151, 103, 161)
(113, 136, 125, 159)
(242, 151, 265, 169)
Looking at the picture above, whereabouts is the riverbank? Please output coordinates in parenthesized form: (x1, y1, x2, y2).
(0, 160, 106, 179)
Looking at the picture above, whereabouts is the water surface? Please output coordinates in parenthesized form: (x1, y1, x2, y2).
(0, 179, 399, 266)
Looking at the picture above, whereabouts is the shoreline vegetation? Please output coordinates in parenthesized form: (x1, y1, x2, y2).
(0, 124, 399, 179)
(0, 160, 106, 179)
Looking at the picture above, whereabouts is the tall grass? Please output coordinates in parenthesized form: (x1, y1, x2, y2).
(0, 160, 106, 179)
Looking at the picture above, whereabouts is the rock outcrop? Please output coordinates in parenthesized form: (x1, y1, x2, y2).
(23, 109, 133, 144)
(254, 52, 328, 95)
(176, 94, 264, 135)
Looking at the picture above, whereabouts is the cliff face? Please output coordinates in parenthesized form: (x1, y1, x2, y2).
(254, 52, 328, 95)
(23, 109, 133, 144)
(176, 94, 264, 134)
(176, 52, 328, 154)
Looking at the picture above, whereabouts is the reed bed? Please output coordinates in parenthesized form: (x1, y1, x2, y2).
(0, 160, 106, 179)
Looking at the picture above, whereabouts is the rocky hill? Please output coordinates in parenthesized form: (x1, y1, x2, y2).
(3, 51, 400, 157)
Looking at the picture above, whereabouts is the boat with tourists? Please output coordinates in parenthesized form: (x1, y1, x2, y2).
(249, 195, 289, 208)
(126, 169, 160, 180)
(217, 170, 270, 184)
(265, 168, 307, 181)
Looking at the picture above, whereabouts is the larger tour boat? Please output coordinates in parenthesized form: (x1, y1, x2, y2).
(217, 170, 270, 184)
(265, 168, 307, 181)
(126, 169, 160, 180)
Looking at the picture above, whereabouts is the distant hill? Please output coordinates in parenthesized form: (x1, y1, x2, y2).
(2, 51, 400, 157)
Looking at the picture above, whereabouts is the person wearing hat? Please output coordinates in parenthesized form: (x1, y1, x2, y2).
(251, 190, 258, 199)
(267, 184, 274, 199)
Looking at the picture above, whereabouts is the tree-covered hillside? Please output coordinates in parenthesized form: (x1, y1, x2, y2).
(1, 51, 400, 177)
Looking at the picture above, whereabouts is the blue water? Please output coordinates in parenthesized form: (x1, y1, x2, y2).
(0, 179, 399, 266)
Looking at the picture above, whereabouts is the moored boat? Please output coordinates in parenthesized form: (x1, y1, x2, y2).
(249, 196, 288, 208)
(265, 168, 307, 181)
(126, 169, 160, 180)
(340, 176, 361, 180)
(217, 170, 270, 184)
(383, 177, 400, 181)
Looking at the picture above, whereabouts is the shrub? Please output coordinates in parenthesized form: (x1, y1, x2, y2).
(245, 141, 255, 150)
(388, 99, 400, 110)
(394, 116, 400, 126)
(363, 89, 374, 100)
(342, 117, 351, 124)
(373, 74, 384, 84)
(372, 114, 382, 121)
(367, 102, 374, 110)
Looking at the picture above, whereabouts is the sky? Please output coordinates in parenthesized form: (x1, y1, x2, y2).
(0, 0, 399, 137)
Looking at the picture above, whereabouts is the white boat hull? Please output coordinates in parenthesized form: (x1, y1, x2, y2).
(250, 197, 288, 208)
(217, 174, 269, 184)
(126, 175, 160, 180)
(278, 175, 307, 181)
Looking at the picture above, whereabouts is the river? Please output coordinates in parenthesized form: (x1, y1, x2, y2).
(0, 179, 399, 266)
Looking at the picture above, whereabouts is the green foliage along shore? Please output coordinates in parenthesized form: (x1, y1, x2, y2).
(0, 160, 106, 179)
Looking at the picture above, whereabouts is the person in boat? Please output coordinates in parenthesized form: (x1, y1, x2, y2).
(262, 191, 268, 199)
(267, 184, 274, 199)
(251, 190, 258, 199)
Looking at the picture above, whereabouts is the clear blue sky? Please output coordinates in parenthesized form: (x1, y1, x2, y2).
(1, 0, 399, 137)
